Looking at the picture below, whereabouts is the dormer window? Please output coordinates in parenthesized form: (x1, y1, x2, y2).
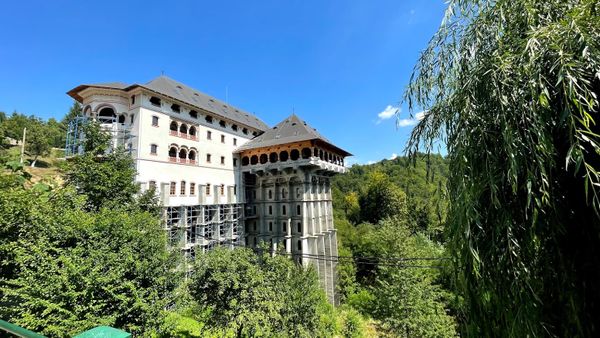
(171, 104, 181, 113)
(189, 110, 198, 119)
(231, 124, 238, 131)
(150, 96, 161, 107)
(242, 128, 248, 135)
(205, 115, 213, 123)
(219, 120, 226, 128)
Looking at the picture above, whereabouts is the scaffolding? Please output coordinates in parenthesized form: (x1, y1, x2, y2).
(163, 203, 244, 257)
(64, 116, 136, 157)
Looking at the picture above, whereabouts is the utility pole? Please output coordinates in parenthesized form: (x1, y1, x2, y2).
(19, 127, 26, 164)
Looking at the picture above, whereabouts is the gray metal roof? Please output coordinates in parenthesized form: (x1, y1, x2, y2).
(235, 114, 351, 156)
(67, 76, 269, 131)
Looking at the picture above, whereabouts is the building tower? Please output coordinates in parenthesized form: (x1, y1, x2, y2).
(236, 114, 351, 304)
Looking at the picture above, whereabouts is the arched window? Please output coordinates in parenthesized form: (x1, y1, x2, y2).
(83, 105, 92, 117)
(269, 152, 278, 163)
(170, 121, 178, 134)
(98, 107, 116, 123)
(189, 126, 197, 138)
(242, 156, 249, 166)
(179, 124, 188, 134)
(282, 188, 287, 199)
(290, 149, 300, 160)
(169, 146, 177, 161)
(301, 147, 311, 159)
(319, 149, 324, 160)
(179, 148, 188, 163)
(180, 181, 186, 195)
(259, 154, 268, 164)
(268, 190, 273, 199)
(314, 148, 319, 157)
(250, 155, 258, 165)
(279, 151, 289, 162)
(188, 150, 197, 163)
(118, 114, 126, 124)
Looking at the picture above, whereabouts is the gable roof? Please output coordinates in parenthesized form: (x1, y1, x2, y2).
(235, 114, 351, 156)
(67, 76, 269, 131)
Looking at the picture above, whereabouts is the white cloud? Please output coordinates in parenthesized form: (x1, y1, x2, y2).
(397, 110, 426, 128)
(366, 160, 376, 165)
(389, 153, 398, 160)
(376, 105, 400, 124)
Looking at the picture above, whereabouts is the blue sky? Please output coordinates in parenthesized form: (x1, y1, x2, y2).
(0, 0, 447, 165)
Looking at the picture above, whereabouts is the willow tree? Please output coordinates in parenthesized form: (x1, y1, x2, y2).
(405, 0, 600, 336)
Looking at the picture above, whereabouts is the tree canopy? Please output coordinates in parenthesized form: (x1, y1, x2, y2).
(406, 0, 600, 336)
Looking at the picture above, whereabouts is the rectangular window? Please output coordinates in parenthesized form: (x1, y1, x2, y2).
(297, 205, 301, 215)
(207, 131, 212, 140)
(190, 183, 196, 195)
(221, 135, 225, 143)
(150, 96, 161, 107)
(282, 205, 287, 215)
(150, 144, 157, 155)
(220, 156, 225, 165)
(152, 116, 159, 126)
(206, 154, 211, 163)
(180, 181, 186, 195)
(233, 185, 237, 195)
(169, 182, 176, 196)
(149, 180, 156, 190)
(206, 184, 211, 196)
(220, 185, 225, 195)
(131, 96, 136, 105)
(269, 222, 273, 232)
(233, 138, 237, 146)
(297, 222, 302, 233)
(233, 158, 238, 167)
(269, 205, 273, 215)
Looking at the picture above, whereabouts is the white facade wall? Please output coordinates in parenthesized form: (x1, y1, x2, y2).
(79, 89, 258, 207)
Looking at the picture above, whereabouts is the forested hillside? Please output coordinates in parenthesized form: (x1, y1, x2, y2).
(331, 155, 459, 336)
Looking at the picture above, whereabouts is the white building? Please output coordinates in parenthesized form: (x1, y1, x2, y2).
(66, 76, 351, 303)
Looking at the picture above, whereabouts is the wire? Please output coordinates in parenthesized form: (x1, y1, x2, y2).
(192, 234, 448, 269)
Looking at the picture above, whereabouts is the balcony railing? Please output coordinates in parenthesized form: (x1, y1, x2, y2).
(169, 130, 199, 141)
